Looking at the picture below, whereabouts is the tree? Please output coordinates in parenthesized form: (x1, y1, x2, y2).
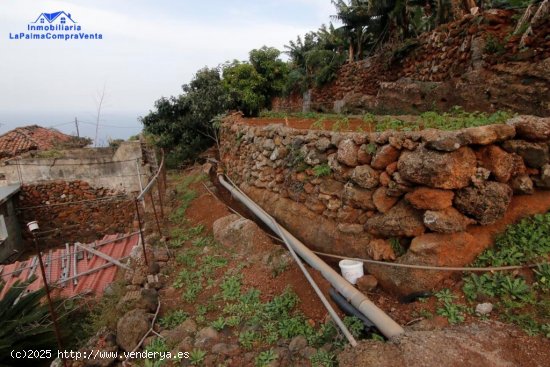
(249, 46, 289, 106)
(141, 67, 229, 165)
(222, 61, 266, 117)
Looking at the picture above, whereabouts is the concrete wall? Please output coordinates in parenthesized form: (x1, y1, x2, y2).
(0, 198, 23, 262)
(0, 141, 149, 193)
(220, 114, 550, 294)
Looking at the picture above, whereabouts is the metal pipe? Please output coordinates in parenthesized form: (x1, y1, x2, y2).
(31, 234, 67, 367)
(218, 175, 404, 339)
(134, 199, 148, 266)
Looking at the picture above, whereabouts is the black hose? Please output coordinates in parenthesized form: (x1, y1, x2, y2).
(329, 287, 376, 330)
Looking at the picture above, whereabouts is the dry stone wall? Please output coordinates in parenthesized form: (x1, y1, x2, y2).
(17, 180, 135, 248)
(220, 115, 550, 294)
(277, 8, 550, 116)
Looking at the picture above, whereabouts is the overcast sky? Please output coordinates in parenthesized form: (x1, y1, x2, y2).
(0, 0, 334, 143)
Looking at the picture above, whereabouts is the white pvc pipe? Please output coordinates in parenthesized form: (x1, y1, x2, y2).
(218, 175, 404, 339)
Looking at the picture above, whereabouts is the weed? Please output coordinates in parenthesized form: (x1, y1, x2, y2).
(310, 116, 327, 129)
(436, 302, 466, 325)
(313, 164, 331, 177)
(182, 282, 203, 303)
(331, 116, 350, 131)
(343, 316, 364, 338)
(239, 330, 259, 350)
(189, 348, 207, 365)
(389, 238, 406, 257)
(310, 349, 337, 367)
(145, 338, 168, 367)
(434, 289, 456, 304)
(159, 310, 188, 329)
(484, 35, 505, 55)
(220, 275, 242, 301)
(365, 142, 377, 155)
(256, 349, 278, 367)
(534, 264, 550, 291)
(210, 317, 226, 331)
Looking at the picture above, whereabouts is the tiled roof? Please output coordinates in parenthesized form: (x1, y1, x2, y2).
(0, 125, 74, 159)
(0, 233, 139, 299)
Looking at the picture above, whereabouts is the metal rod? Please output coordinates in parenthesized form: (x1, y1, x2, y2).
(149, 191, 162, 236)
(75, 243, 130, 270)
(134, 199, 148, 266)
(157, 183, 164, 219)
(32, 235, 67, 367)
(59, 256, 129, 284)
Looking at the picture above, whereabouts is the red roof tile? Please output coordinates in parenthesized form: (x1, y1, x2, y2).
(0, 233, 139, 299)
(0, 125, 74, 159)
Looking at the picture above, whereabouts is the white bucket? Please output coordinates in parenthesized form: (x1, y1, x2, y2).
(338, 259, 364, 285)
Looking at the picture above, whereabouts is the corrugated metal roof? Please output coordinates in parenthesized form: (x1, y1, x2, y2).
(0, 184, 20, 204)
(0, 233, 139, 299)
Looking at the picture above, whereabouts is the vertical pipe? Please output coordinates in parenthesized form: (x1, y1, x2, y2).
(32, 235, 67, 367)
(149, 191, 162, 235)
(157, 183, 164, 219)
(134, 199, 148, 266)
(136, 159, 145, 210)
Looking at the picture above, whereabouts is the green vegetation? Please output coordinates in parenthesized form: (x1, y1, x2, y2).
(159, 310, 188, 329)
(459, 212, 550, 337)
(434, 289, 467, 325)
(256, 349, 278, 367)
(189, 348, 207, 365)
(313, 164, 332, 177)
(310, 349, 337, 367)
(0, 280, 72, 366)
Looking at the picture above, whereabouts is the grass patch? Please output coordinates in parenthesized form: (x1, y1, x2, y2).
(460, 212, 550, 337)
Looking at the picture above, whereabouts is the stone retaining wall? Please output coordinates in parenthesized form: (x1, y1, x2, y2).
(220, 114, 550, 294)
(17, 180, 135, 248)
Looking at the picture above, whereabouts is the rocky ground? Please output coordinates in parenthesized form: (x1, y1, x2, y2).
(66, 162, 550, 367)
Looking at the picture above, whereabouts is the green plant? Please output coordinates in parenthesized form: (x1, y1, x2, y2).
(210, 317, 227, 331)
(434, 289, 456, 304)
(311, 116, 327, 129)
(484, 35, 505, 55)
(220, 275, 242, 301)
(389, 238, 406, 257)
(310, 349, 337, 367)
(343, 316, 364, 338)
(313, 164, 331, 177)
(534, 264, 550, 291)
(331, 116, 350, 131)
(436, 302, 466, 325)
(189, 348, 207, 365)
(159, 310, 188, 329)
(365, 142, 377, 155)
(256, 349, 278, 367)
(239, 330, 259, 350)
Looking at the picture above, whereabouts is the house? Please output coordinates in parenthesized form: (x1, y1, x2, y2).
(0, 125, 87, 160)
(0, 184, 23, 263)
(32, 11, 75, 25)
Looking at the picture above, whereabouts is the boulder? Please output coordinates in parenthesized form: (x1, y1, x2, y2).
(357, 144, 373, 165)
(510, 174, 534, 194)
(289, 335, 308, 353)
(405, 187, 454, 210)
(372, 187, 399, 213)
(422, 130, 461, 152)
(477, 145, 514, 183)
(398, 146, 476, 189)
(507, 115, 550, 141)
(501, 140, 549, 168)
(343, 184, 376, 210)
(454, 182, 512, 225)
(366, 239, 396, 261)
(535, 164, 550, 188)
(457, 124, 515, 145)
(368, 232, 479, 295)
(116, 309, 150, 352)
(351, 165, 380, 189)
(194, 327, 220, 348)
(213, 214, 267, 253)
(365, 200, 425, 237)
(423, 207, 476, 233)
(117, 288, 158, 313)
(356, 275, 378, 292)
(337, 139, 359, 166)
(315, 137, 332, 152)
(319, 179, 344, 197)
(371, 145, 401, 169)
